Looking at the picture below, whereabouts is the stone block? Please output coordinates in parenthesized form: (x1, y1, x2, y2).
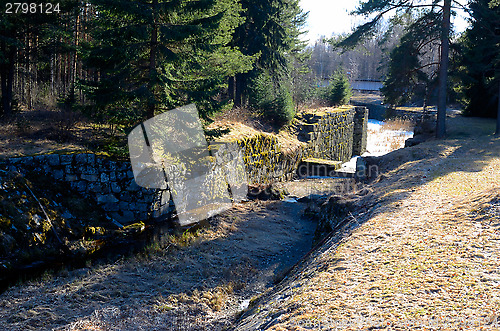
(100, 173, 109, 183)
(53, 169, 64, 180)
(60, 154, 73, 165)
(103, 203, 120, 212)
(111, 182, 121, 193)
(82, 165, 97, 175)
(100, 183, 111, 194)
(117, 171, 127, 181)
(76, 181, 87, 192)
(25, 156, 36, 165)
(127, 180, 140, 192)
(65, 165, 74, 174)
(108, 161, 117, 170)
(136, 203, 148, 212)
(46, 154, 60, 166)
(119, 201, 130, 211)
(42, 165, 52, 174)
(33, 155, 46, 163)
(75, 154, 87, 164)
(65, 174, 78, 181)
(97, 193, 119, 204)
(119, 192, 132, 202)
(111, 211, 135, 224)
(81, 174, 99, 182)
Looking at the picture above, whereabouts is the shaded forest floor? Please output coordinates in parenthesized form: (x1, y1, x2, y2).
(235, 115, 500, 330)
(0, 109, 125, 159)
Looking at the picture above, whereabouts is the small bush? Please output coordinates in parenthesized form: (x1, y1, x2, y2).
(248, 70, 296, 126)
(269, 84, 295, 125)
(325, 70, 352, 107)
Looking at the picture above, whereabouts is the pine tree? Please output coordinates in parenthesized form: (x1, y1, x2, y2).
(335, 0, 452, 138)
(0, 0, 78, 115)
(381, 11, 441, 108)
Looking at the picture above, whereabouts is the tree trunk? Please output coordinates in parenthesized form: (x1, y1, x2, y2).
(234, 73, 243, 107)
(72, 14, 80, 92)
(147, 0, 158, 119)
(228, 76, 235, 102)
(496, 80, 500, 136)
(436, 0, 451, 138)
(0, 40, 15, 116)
(423, 85, 429, 116)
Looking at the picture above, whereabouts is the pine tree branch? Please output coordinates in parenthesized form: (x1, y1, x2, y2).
(416, 37, 441, 52)
(404, 62, 441, 78)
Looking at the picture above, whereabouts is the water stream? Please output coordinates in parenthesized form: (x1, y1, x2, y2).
(340, 119, 414, 173)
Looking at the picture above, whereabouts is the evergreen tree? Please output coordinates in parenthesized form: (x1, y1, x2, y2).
(81, 0, 253, 126)
(381, 11, 441, 108)
(335, 0, 452, 138)
(0, 0, 78, 115)
(456, 0, 500, 133)
(326, 70, 352, 107)
(230, 0, 307, 108)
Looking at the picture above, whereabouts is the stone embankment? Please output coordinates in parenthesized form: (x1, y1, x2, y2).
(0, 105, 368, 278)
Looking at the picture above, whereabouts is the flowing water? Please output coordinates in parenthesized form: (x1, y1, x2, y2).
(340, 119, 414, 172)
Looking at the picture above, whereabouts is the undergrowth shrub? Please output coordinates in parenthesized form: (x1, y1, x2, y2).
(325, 70, 352, 107)
(248, 70, 296, 127)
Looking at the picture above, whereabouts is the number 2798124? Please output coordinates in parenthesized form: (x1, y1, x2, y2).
(5, 3, 60, 14)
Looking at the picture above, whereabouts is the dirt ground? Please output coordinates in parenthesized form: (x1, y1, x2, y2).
(235, 115, 500, 330)
(0, 196, 319, 330)
(1, 107, 499, 330)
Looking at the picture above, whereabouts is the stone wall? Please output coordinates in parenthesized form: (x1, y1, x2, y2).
(218, 105, 369, 184)
(234, 135, 304, 185)
(353, 106, 369, 156)
(4, 153, 174, 225)
(1, 106, 368, 225)
(301, 108, 355, 162)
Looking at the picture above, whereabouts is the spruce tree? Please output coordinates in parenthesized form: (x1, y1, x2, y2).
(456, 0, 500, 132)
(81, 0, 253, 125)
(230, 0, 307, 108)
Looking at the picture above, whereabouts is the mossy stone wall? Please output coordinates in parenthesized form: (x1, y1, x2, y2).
(1, 106, 368, 223)
(3, 154, 173, 225)
(233, 106, 368, 183)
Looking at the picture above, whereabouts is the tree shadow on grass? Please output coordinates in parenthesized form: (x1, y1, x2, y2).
(0, 200, 318, 330)
(364, 116, 499, 208)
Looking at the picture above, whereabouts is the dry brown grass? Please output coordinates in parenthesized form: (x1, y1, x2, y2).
(235, 115, 500, 330)
(0, 199, 317, 330)
(383, 118, 414, 131)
